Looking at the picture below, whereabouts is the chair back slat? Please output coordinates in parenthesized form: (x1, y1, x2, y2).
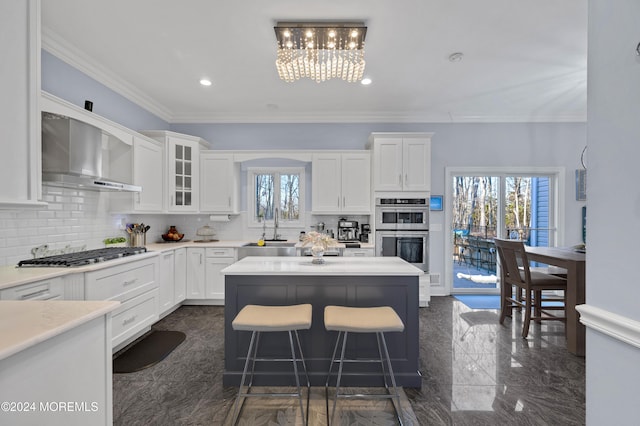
(494, 238, 531, 286)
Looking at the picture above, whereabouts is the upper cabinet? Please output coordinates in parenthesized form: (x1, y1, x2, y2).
(368, 133, 432, 192)
(200, 152, 239, 213)
(0, 1, 46, 209)
(312, 152, 371, 214)
(132, 136, 164, 211)
(141, 131, 209, 213)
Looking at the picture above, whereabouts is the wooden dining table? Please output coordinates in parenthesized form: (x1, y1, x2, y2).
(525, 246, 586, 356)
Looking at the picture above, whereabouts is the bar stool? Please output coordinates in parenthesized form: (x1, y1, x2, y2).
(324, 305, 405, 426)
(229, 304, 312, 425)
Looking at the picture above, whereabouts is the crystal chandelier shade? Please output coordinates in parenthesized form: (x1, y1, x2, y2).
(274, 22, 367, 83)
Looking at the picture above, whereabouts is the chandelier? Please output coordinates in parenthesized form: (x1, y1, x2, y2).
(274, 21, 367, 83)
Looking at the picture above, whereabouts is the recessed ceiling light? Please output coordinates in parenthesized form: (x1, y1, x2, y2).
(448, 52, 464, 62)
(361, 77, 372, 85)
(200, 79, 212, 86)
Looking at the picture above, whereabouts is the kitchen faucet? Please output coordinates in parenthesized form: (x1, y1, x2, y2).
(273, 207, 280, 240)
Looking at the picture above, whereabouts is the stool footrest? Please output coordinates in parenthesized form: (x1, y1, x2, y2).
(250, 357, 305, 363)
(239, 391, 303, 398)
(336, 393, 401, 400)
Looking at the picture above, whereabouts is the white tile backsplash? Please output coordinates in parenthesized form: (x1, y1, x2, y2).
(0, 186, 372, 266)
(0, 186, 125, 266)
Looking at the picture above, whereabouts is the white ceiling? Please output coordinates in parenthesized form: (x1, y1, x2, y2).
(41, 0, 587, 124)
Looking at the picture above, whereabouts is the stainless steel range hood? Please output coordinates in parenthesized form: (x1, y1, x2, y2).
(42, 112, 141, 192)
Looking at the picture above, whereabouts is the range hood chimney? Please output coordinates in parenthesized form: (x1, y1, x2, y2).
(41, 112, 141, 192)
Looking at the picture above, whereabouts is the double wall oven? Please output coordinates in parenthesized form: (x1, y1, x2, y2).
(375, 197, 429, 272)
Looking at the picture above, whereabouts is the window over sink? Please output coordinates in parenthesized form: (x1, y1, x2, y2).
(248, 167, 305, 227)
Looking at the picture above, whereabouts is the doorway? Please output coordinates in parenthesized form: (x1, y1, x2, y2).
(445, 167, 564, 295)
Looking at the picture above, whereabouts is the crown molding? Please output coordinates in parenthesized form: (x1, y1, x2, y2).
(169, 111, 587, 124)
(41, 26, 173, 122)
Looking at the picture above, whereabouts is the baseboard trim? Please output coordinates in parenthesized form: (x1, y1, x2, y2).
(576, 304, 640, 349)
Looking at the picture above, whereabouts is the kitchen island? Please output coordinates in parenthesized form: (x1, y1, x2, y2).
(0, 300, 119, 426)
(221, 256, 423, 388)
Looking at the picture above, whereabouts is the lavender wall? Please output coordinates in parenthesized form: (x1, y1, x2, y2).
(41, 50, 168, 131)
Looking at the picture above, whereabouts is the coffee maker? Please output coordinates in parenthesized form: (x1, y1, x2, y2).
(337, 219, 359, 241)
(360, 223, 371, 243)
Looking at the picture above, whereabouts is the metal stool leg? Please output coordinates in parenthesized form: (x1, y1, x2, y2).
(293, 330, 311, 425)
(230, 330, 257, 425)
(379, 331, 405, 426)
(329, 331, 349, 426)
(288, 330, 310, 425)
(325, 330, 342, 423)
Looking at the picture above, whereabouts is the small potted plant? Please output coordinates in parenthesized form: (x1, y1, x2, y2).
(104, 236, 127, 248)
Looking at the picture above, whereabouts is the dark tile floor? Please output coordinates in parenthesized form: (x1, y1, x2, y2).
(113, 297, 585, 425)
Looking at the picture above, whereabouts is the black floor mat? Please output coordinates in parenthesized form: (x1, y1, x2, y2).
(113, 330, 186, 373)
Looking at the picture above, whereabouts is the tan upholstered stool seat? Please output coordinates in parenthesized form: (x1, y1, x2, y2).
(324, 306, 404, 333)
(232, 304, 312, 332)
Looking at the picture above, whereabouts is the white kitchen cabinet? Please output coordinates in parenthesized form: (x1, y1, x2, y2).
(84, 256, 159, 350)
(342, 248, 375, 257)
(174, 247, 187, 304)
(186, 248, 206, 299)
(133, 135, 164, 211)
(109, 134, 164, 213)
(168, 137, 199, 211)
(369, 133, 432, 192)
(200, 152, 239, 213)
(204, 247, 235, 303)
(312, 152, 371, 213)
(140, 130, 209, 213)
(158, 250, 175, 315)
(0, 301, 115, 426)
(0, 277, 64, 300)
(0, 1, 45, 209)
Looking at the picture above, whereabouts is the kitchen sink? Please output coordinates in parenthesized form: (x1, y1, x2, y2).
(238, 242, 297, 259)
(245, 241, 296, 247)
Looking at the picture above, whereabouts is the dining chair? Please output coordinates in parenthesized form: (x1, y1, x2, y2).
(494, 238, 567, 338)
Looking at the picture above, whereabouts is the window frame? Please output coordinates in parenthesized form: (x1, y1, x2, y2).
(247, 167, 306, 228)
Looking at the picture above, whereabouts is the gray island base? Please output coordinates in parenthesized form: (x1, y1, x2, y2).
(221, 256, 423, 388)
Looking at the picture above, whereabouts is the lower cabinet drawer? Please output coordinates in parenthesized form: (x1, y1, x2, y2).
(205, 247, 235, 258)
(111, 289, 159, 347)
(85, 259, 156, 301)
(0, 277, 64, 300)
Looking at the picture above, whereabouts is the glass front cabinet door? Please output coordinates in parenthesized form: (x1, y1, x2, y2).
(168, 137, 200, 212)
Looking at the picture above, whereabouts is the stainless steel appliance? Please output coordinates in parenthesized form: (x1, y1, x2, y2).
(338, 219, 359, 242)
(41, 112, 141, 192)
(17, 247, 147, 267)
(375, 198, 429, 271)
(375, 197, 428, 230)
(360, 223, 371, 243)
(375, 231, 428, 272)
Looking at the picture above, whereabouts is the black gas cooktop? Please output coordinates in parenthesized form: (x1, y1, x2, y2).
(17, 247, 147, 267)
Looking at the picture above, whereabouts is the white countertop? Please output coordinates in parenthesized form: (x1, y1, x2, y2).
(0, 240, 376, 290)
(145, 240, 251, 252)
(221, 256, 423, 276)
(0, 251, 159, 291)
(146, 240, 375, 252)
(0, 300, 119, 361)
